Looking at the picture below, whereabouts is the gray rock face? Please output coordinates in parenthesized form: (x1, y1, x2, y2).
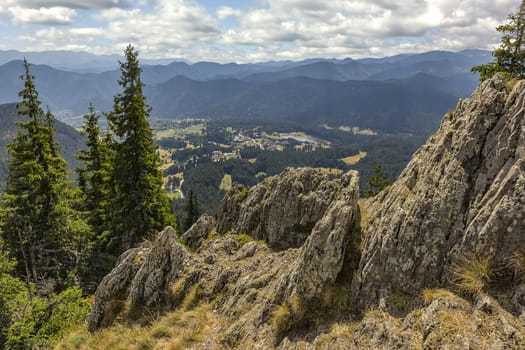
(353, 74, 525, 310)
(87, 227, 188, 331)
(86, 169, 361, 349)
(279, 171, 360, 300)
(216, 167, 347, 250)
(181, 214, 216, 250)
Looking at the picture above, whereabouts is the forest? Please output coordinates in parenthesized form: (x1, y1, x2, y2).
(0, 45, 173, 349)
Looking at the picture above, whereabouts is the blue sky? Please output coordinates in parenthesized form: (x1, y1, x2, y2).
(0, 0, 519, 62)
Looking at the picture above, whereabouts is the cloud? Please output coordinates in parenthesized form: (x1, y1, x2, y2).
(0, 0, 520, 62)
(4, 0, 131, 9)
(9, 6, 75, 25)
(217, 6, 242, 20)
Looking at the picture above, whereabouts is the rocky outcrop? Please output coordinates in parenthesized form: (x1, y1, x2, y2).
(216, 167, 346, 250)
(83, 74, 525, 348)
(86, 170, 361, 348)
(309, 290, 525, 349)
(353, 74, 525, 310)
(87, 227, 188, 331)
(278, 171, 360, 300)
(181, 214, 215, 250)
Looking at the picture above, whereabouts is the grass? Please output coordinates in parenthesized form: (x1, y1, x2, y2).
(450, 255, 493, 296)
(421, 288, 456, 304)
(508, 250, 525, 283)
(219, 174, 232, 191)
(340, 151, 367, 165)
(235, 233, 254, 246)
(55, 302, 222, 350)
(270, 293, 308, 336)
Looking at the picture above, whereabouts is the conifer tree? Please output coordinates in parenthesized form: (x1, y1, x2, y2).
(364, 164, 392, 197)
(107, 45, 173, 251)
(76, 104, 112, 240)
(183, 189, 201, 232)
(0, 59, 89, 288)
(472, 0, 525, 80)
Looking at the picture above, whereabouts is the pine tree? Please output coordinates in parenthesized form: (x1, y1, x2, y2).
(76, 104, 112, 239)
(364, 164, 392, 197)
(183, 189, 201, 232)
(107, 45, 174, 251)
(0, 59, 89, 288)
(472, 1, 525, 80)
(76, 105, 115, 289)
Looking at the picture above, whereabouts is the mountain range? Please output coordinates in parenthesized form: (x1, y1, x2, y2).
(0, 49, 492, 134)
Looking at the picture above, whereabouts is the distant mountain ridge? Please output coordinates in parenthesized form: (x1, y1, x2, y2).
(0, 50, 492, 134)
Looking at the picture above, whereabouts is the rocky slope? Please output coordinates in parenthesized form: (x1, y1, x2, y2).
(76, 74, 525, 349)
(353, 74, 525, 313)
(86, 170, 361, 347)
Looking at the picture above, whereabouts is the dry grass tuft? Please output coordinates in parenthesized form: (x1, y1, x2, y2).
(450, 255, 492, 296)
(508, 250, 525, 283)
(270, 293, 309, 336)
(421, 288, 456, 304)
(55, 302, 223, 350)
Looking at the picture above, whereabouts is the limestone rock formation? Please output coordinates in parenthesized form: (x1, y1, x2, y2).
(86, 170, 361, 348)
(278, 171, 360, 300)
(216, 167, 347, 250)
(353, 74, 525, 310)
(181, 214, 216, 250)
(87, 227, 188, 331)
(308, 290, 525, 349)
(82, 74, 525, 349)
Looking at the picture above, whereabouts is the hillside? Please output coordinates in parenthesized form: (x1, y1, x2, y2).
(57, 74, 525, 349)
(0, 50, 490, 136)
(0, 103, 84, 184)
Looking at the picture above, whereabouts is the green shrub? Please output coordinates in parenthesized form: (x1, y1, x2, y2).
(236, 234, 254, 246)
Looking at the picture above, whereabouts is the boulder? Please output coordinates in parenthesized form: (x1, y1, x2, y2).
(217, 167, 347, 250)
(181, 214, 216, 250)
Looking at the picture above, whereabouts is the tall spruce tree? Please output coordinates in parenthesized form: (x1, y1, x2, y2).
(472, 0, 525, 80)
(76, 104, 112, 240)
(107, 45, 173, 251)
(0, 59, 88, 288)
(76, 105, 115, 289)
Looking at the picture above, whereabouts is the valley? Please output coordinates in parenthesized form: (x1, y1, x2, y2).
(152, 118, 425, 216)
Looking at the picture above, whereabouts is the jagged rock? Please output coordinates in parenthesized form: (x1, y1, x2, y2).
(87, 227, 188, 331)
(87, 169, 361, 348)
(353, 74, 525, 311)
(181, 214, 216, 250)
(278, 171, 360, 300)
(86, 246, 146, 331)
(216, 167, 348, 250)
(128, 226, 188, 306)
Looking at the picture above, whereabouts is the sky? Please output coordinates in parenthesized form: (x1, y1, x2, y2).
(0, 0, 519, 63)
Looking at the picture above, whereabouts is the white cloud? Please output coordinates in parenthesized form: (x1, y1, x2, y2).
(9, 6, 75, 25)
(217, 6, 242, 20)
(0, 0, 520, 62)
(4, 0, 130, 9)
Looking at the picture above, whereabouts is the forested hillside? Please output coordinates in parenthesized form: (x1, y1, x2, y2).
(0, 103, 84, 184)
(0, 50, 490, 135)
